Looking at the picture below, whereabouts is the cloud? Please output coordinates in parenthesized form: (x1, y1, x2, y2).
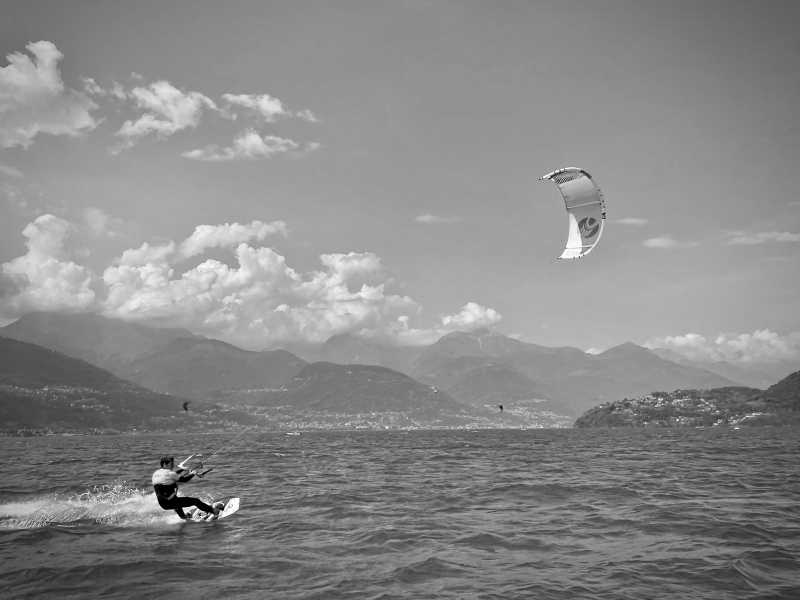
(415, 214, 462, 225)
(117, 241, 176, 267)
(0, 164, 23, 178)
(221, 93, 318, 123)
(616, 217, 648, 226)
(182, 129, 313, 161)
(0, 214, 96, 317)
(222, 93, 287, 122)
(0, 212, 503, 347)
(318, 252, 383, 282)
(114, 220, 287, 266)
(295, 109, 318, 123)
(82, 72, 319, 156)
(645, 330, 800, 364)
(178, 220, 288, 258)
(643, 236, 698, 249)
(83, 77, 127, 101)
(101, 244, 418, 347)
(1, 216, 502, 348)
(84, 207, 125, 238)
(82, 77, 106, 97)
(1, 47, 319, 155)
(0, 41, 98, 149)
(725, 231, 800, 245)
(441, 302, 502, 329)
(113, 80, 216, 151)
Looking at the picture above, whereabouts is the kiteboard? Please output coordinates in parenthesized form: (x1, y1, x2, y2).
(185, 497, 240, 522)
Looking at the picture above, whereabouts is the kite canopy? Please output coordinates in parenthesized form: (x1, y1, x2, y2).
(539, 167, 606, 259)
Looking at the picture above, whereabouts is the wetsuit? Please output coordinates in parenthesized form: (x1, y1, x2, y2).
(152, 468, 215, 519)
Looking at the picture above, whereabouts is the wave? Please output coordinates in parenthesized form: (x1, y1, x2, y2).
(0, 483, 197, 529)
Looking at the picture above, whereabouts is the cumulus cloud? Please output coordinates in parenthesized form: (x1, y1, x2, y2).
(182, 129, 310, 161)
(113, 80, 216, 151)
(645, 330, 800, 364)
(295, 109, 318, 123)
(0, 214, 96, 317)
(102, 244, 418, 347)
(441, 302, 502, 329)
(82, 77, 127, 101)
(415, 214, 462, 225)
(101, 225, 414, 345)
(222, 93, 287, 122)
(725, 231, 800, 245)
(0, 163, 23, 178)
(643, 236, 698, 249)
(616, 217, 648, 226)
(84, 207, 125, 238)
(82, 77, 105, 97)
(117, 241, 176, 267)
(1, 43, 319, 155)
(1, 215, 501, 348)
(221, 93, 318, 123)
(0, 41, 98, 149)
(80, 70, 320, 156)
(178, 220, 288, 258)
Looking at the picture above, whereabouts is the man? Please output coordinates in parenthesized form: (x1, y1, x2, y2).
(152, 456, 220, 519)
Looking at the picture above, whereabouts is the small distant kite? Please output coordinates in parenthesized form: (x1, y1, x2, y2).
(539, 167, 606, 259)
(498, 404, 504, 412)
(182, 401, 190, 412)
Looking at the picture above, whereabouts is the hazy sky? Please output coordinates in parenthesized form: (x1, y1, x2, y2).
(1, 0, 799, 364)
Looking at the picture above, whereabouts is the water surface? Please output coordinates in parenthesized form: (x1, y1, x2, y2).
(1, 427, 798, 599)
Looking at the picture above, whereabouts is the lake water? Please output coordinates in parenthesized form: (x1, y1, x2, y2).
(1, 427, 798, 599)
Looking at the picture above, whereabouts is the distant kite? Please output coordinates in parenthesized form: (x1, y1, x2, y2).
(498, 404, 503, 412)
(182, 401, 190, 412)
(539, 167, 606, 259)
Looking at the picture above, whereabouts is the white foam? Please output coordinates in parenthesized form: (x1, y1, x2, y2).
(0, 483, 185, 529)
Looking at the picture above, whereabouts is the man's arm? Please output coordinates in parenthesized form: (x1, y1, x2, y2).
(177, 471, 196, 483)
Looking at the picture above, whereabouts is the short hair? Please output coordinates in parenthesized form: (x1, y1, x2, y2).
(160, 456, 174, 467)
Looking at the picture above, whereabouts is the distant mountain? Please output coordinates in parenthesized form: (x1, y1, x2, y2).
(315, 333, 419, 373)
(757, 369, 800, 412)
(585, 342, 735, 394)
(412, 329, 529, 371)
(648, 347, 795, 389)
(288, 330, 738, 418)
(0, 312, 197, 374)
(444, 363, 556, 407)
(216, 361, 531, 429)
(409, 335, 735, 415)
(575, 368, 800, 428)
(0, 336, 246, 432)
(121, 337, 307, 400)
(1, 313, 753, 429)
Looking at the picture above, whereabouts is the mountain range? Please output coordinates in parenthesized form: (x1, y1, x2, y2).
(2, 311, 795, 432)
(647, 347, 795, 389)
(0, 336, 247, 433)
(289, 329, 738, 414)
(216, 362, 514, 429)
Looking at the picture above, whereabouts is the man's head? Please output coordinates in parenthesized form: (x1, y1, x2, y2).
(160, 456, 175, 468)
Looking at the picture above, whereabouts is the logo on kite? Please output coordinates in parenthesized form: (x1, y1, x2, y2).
(578, 217, 599, 238)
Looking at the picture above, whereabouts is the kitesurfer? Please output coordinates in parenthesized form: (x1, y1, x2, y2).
(152, 456, 219, 519)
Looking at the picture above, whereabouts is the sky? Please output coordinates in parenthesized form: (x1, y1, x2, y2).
(1, 0, 799, 365)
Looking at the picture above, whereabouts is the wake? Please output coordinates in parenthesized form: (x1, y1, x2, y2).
(0, 483, 194, 529)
